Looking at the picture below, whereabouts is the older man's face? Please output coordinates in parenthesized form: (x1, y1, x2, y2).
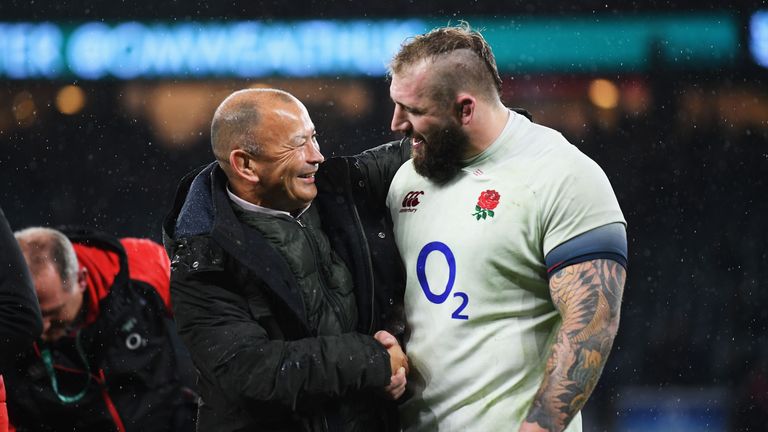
(248, 99, 325, 212)
(33, 261, 85, 342)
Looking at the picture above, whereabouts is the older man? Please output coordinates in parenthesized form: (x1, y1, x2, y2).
(163, 88, 410, 431)
(8, 227, 196, 431)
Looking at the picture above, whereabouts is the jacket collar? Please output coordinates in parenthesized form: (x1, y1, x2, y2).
(166, 163, 308, 329)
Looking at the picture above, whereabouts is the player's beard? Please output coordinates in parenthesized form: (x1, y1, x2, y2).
(412, 121, 469, 185)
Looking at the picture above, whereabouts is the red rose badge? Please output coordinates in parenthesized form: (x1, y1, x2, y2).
(472, 189, 500, 220)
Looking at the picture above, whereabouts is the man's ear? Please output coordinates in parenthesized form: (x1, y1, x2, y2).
(229, 149, 260, 183)
(456, 93, 476, 126)
(76, 266, 88, 294)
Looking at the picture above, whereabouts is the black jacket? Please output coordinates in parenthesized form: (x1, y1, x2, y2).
(5, 230, 197, 432)
(0, 207, 42, 369)
(163, 139, 409, 432)
(314, 140, 409, 337)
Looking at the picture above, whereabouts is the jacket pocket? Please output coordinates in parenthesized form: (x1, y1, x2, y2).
(247, 286, 285, 340)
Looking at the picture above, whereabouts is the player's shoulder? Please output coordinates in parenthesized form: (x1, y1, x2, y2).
(514, 125, 610, 199)
(387, 159, 418, 202)
(527, 123, 597, 169)
(518, 123, 595, 171)
(390, 159, 418, 186)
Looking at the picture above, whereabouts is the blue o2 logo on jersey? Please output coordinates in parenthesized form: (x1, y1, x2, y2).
(416, 242, 469, 320)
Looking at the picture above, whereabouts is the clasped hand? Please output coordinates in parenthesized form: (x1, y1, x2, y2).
(374, 330, 409, 400)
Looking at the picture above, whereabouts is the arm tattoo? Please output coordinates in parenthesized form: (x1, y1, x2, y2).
(524, 259, 626, 432)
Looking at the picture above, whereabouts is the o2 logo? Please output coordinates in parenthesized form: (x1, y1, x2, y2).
(416, 241, 469, 320)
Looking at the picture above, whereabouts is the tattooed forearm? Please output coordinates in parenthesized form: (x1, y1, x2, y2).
(522, 259, 626, 432)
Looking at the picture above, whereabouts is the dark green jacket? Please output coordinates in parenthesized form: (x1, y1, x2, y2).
(162, 139, 409, 432)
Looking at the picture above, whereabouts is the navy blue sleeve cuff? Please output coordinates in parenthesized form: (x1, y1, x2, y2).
(545, 223, 627, 276)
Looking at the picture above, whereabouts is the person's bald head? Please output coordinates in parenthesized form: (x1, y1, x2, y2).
(210, 88, 324, 212)
(15, 227, 86, 342)
(211, 89, 299, 170)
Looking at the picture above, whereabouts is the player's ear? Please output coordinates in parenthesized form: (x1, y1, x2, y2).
(455, 93, 476, 126)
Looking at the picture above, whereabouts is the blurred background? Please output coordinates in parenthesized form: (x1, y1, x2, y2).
(1, 1, 766, 430)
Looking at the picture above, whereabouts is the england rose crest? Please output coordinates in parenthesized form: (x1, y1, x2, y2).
(472, 189, 500, 220)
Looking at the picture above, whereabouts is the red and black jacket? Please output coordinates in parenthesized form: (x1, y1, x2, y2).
(5, 229, 196, 432)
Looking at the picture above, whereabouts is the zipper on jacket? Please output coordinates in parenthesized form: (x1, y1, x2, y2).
(295, 216, 351, 332)
(346, 162, 377, 335)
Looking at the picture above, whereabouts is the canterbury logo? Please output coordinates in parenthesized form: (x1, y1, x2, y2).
(400, 191, 423, 213)
(402, 191, 424, 207)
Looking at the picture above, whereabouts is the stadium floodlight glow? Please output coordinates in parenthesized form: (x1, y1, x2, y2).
(56, 85, 86, 115)
(750, 11, 768, 68)
(588, 79, 620, 109)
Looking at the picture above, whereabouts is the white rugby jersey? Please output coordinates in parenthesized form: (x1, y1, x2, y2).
(387, 110, 625, 431)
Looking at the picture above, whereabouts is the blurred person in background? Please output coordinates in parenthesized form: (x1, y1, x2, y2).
(163, 88, 410, 431)
(385, 23, 627, 432)
(7, 227, 197, 432)
(0, 208, 43, 432)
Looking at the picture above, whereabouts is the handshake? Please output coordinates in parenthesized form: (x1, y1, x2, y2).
(374, 330, 409, 400)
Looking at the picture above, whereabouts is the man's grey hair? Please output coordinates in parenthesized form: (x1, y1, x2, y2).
(15, 227, 79, 291)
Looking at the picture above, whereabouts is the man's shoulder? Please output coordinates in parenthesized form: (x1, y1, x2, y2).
(168, 234, 228, 275)
(510, 123, 602, 180)
(387, 159, 417, 189)
(356, 138, 410, 160)
(319, 139, 409, 183)
(169, 162, 223, 239)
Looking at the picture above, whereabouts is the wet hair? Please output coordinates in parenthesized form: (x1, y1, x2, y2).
(15, 227, 79, 291)
(388, 22, 503, 104)
(210, 88, 297, 163)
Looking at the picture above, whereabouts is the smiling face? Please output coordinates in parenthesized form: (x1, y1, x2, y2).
(390, 63, 469, 184)
(248, 99, 325, 212)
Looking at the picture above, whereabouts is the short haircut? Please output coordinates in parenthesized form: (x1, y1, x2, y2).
(388, 22, 503, 104)
(15, 227, 79, 291)
(210, 88, 297, 163)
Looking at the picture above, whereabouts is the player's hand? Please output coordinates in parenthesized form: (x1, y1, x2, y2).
(374, 330, 409, 375)
(382, 366, 407, 400)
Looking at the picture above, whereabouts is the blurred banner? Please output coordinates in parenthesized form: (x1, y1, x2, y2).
(0, 20, 427, 79)
(0, 13, 741, 80)
(751, 10, 768, 68)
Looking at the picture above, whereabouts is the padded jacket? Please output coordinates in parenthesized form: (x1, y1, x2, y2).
(163, 139, 410, 432)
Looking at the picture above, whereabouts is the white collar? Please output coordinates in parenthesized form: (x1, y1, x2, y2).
(226, 185, 310, 219)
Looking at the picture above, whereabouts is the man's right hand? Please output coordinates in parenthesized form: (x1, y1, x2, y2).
(382, 366, 407, 400)
(374, 330, 409, 375)
(374, 330, 409, 400)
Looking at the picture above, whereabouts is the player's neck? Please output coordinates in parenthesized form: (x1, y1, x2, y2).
(464, 103, 510, 158)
